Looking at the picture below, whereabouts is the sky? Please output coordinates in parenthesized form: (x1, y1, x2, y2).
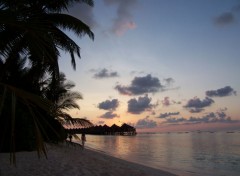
(59, 0, 240, 132)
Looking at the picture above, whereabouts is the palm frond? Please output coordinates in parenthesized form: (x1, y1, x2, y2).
(0, 85, 7, 116)
(50, 26, 81, 69)
(47, 13, 94, 40)
(10, 91, 16, 165)
(25, 100, 47, 159)
(0, 83, 52, 117)
(71, 118, 93, 127)
(0, 83, 52, 163)
(41, 0, 94, 12)
(57, 92, 82, 109)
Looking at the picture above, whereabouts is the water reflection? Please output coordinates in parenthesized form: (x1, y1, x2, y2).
(76, 132, 240, 176)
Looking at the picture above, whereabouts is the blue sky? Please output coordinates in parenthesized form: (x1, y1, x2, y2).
(59, 0, 240, 132)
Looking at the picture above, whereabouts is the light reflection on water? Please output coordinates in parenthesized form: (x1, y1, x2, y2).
(76, 132, 240, 176)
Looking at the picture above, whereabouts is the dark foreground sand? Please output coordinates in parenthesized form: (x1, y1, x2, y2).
(0, 143, 177, 176)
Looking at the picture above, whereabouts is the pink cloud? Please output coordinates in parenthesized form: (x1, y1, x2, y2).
(113, 21, 137, 36)
(162, 97, 170, 106)
(104, 0, 138, 36)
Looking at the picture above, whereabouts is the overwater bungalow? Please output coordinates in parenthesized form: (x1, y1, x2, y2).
(67, 123, 137, 136)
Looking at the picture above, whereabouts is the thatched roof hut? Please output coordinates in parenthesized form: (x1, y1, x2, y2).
(66, 123, 137, 136)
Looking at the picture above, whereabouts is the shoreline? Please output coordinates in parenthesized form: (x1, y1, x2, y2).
(0, 142, 178, 176)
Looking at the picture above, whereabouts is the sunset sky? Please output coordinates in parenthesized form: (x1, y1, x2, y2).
(59, 0, 240, 132)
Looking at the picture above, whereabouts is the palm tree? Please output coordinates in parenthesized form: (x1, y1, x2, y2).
(0, 0, 94, 163)
(43, 72, 93, 128)
(0, 0, 94, 82)
(0, 50, 92, 163)
(0, 56, 55, 162)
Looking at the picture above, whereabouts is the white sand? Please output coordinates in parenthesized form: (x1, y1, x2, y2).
(0, 142, 177, 176)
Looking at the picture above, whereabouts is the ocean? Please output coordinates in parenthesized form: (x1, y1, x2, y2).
(76, 131, 240, 176)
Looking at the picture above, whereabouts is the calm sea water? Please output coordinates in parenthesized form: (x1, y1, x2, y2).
(76, 131, 240, 176)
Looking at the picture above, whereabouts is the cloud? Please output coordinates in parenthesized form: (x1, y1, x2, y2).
(97, 121, 105, 125)
(112, 21, 136, 36)
(214, 12, 235, 26)
(103, 0, 138, 36)
(206, 86, 237, 97)
(157, 112, 180, 118)
(189, 108, 204, 113)
(188, 112, 234, 124)
(172, 100, 181, 105)
(115, 74, 163, 95)
(99, 111, 119, 119)
(214, 4, 240, 26)
(128, 95, 153, 114)
(163, 110, 236, 125)
(232, 4, 240, 12)
(130, 70, 145, 75)
(92, 68, 119, 79)
(162, 97, 170, 106)
(161, 97, 181, 107)
(135, 117, 157, 128)
(164, 117, 186, 124)
(184, 97, 214, 113)
(98, 99, 119, 110)
(216, 111, 227, 119)
(163, 78, 175, 86)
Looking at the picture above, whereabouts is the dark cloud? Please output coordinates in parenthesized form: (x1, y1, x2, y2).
(98, 99, 119, 111)
(216, 111, 227, 119)
(163, 78, 175, 86)
(157, 112, 180, 118)
(214, 4, 240, 26)
(115, 74, 163, 95)
(93, 68, 119, 79)
(99, 111, 119, 119)
(103, 0, 138, 36)
(135, 117, 157, 128)
(214, 12, 235, 26)
(161, 97, 181, 107)
(163, 111, 236, 125)
(127, 95, 153, 114)
(187, 112, 233, 124)
(216, 108, 228, 118)
(189, 108, 204, 113)
(97, 121, 105, 125)
(232, 4, 240, 12)
(184, 97, 214, 113)
(206, 86, 237, 97)
(164, 117, 186, 124)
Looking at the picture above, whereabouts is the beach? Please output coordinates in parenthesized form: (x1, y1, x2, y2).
(0, 142, 177, 176)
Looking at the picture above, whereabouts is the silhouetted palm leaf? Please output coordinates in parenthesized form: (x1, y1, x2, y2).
(43, 73, 93, 128)
(0, 83, 52, 163)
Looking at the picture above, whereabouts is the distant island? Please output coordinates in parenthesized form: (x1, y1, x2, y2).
(66, 123, 137, 136)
